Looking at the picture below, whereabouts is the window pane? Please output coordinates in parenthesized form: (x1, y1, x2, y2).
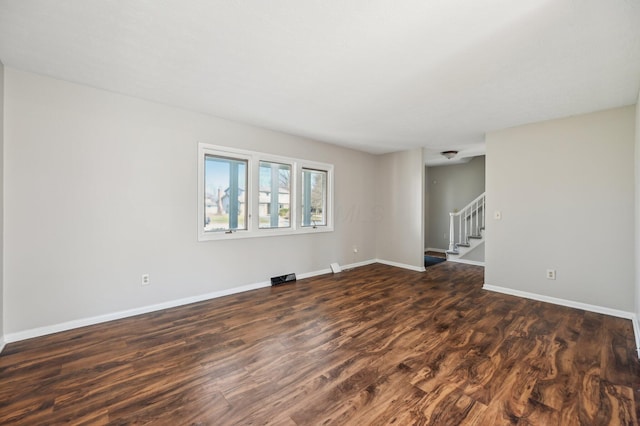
(204, 154, 247, 232)
(259, 161, 291, 229)
(302, 168, 327, 227)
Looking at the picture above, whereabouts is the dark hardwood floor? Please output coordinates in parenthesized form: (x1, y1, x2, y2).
(425, 251, 446, 258)
(1, 262, 639, 425)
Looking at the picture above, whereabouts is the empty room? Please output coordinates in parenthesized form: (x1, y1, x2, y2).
(1, 1, 640, 424)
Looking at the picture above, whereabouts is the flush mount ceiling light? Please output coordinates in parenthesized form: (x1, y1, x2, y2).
(440, 150, 458, 160)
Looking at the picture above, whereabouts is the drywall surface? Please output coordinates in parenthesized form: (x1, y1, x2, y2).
(636, 91, 640, 323)
(426, 156, 485, 250)
(3, 69, 379, 334)
(375, 149, 424, 270)
(424, 165, 430, 248)
(0, 61, 4, 346)
(486, 106, 635, 311)
(462, 243, 484, 263)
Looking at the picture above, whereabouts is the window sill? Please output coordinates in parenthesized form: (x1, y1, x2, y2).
(198, 225, 334, 241)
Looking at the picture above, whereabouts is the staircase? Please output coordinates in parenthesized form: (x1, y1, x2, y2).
(446, 192, 485, 265)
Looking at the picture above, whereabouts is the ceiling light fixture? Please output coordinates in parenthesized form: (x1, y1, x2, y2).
(440, 150, 458, 160)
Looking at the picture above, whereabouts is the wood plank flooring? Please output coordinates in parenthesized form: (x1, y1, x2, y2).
(425, 251, 446, 258)
(1, 262, 639, 425)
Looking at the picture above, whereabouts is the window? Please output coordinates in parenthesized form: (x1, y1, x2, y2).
(259, 161, 291, 229)
(204, 154, 248, 232)
(198, 144, 333, 241)
(301, 168, 327, 227)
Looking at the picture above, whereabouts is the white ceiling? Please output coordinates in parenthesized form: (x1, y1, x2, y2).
(0, 0, 639, 158)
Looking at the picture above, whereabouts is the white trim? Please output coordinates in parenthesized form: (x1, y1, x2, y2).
(376, 259, 426, 273)
(0, 337, 5, 354)
(297, 259, 383, 278)
(448, 258, 485, 267)
(198, 144, 253, 240)
(298, 259, 380, 277)
(297, 268, 332, 280)
(342, 259, 377, 270)
(426, 247, 447, 253)
(298, 160, 334, 232)
(632, 316, 640, 358)
(483, 284, 635, 320)
(197, 143, 335, 241)
(4, 280, 272, 344)
(2, 260, 379, 345)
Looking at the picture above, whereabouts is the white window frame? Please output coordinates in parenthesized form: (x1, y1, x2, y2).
(258, 159, 293, 230)
(198, 143, 334, 241)
(299, 162, 333, 229)
(198, 145, 253, 238)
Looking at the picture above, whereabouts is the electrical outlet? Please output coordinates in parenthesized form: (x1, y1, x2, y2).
(141, 274, 150, 286)
(546, 269, 556, 280)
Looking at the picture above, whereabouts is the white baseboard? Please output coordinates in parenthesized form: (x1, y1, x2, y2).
(4, 280, 272, 344)
(297, 268, 332, 280)
(376, 258, 426, 273)
(448, 258, 485, 267)
(632, 316, 640, 358)
(483, 284, 635, 320)
(341, 259, 377, 270)
(426, 248, 447, 253)
(2, 260, 381, 346)
(484, 284, 640, 360)
(6, 266, 638, 360)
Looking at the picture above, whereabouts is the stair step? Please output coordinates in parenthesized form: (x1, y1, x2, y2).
(468, 235, 482, 239)
(446, 250, 459, 255)
(456, 243, 470, 248)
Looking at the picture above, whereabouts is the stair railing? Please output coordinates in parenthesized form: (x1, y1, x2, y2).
(449, 192, 486, 252)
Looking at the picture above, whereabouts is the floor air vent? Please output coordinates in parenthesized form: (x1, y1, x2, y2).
(271, 273, 297, 286)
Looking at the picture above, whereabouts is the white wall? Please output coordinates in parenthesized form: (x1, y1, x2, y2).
(462, 243, 484, 263)
(375, 149, 424, 270)
(635, 90, 640, 335)
(0, 61, 4, 350)
(486, 106, 636, 312)
(426, 156, 485, 250)
(3, 69, 379, 336)
(424, 164, 429, 247)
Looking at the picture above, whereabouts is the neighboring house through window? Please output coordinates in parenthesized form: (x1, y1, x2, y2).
(198, 143, 333, 241)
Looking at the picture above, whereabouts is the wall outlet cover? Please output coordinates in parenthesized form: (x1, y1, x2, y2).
(330, 263, 342, 273)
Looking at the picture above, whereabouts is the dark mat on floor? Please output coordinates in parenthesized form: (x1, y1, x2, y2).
(424, 255, 446, 268)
